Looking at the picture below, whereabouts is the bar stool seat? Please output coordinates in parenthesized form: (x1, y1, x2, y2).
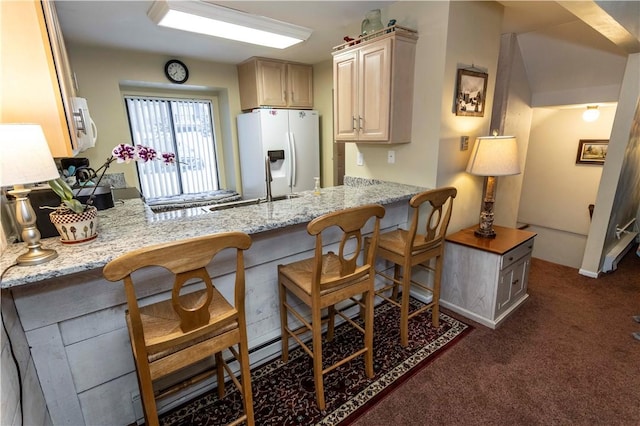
(103, 232, 255, 426)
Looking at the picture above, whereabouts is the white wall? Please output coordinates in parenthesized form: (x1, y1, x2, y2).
(490, 33, 533, 229)
(582, 53, 640, 275)
(517, 105, 617, 267)
(341, 1, 504, 235)
(313, 60, 334, 188)
(66, 45, 242, 192)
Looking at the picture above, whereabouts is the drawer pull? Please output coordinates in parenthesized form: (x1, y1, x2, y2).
(508, 257, 514, 261)
(512, 279, 519, 286)
(528, 245, 533, 249)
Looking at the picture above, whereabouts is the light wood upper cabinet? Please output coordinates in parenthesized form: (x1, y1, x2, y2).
(332, 27, 418, 143)
(237, 57, 313, 111)
(1, 0, 79, 158)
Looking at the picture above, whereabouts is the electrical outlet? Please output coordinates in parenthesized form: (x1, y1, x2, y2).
(461, 136, 469, 151)
(387, 150, 395, 164)
(357, 152, 364, 166)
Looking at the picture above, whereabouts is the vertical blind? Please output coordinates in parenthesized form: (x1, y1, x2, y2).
(125, 97, 219, 199)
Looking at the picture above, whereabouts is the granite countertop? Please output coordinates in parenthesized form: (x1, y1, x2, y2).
(0, 178, 426, 288)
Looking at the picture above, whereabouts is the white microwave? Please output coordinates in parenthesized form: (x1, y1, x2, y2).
(71, 97, 98, 154)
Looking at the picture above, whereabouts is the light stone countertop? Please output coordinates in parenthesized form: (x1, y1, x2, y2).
(0, 178, 426, 288)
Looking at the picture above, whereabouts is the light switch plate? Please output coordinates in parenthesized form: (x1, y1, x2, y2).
(387, 150, 395, 164)
(461, 136, 469, 151)
(357, 152, 364, 166)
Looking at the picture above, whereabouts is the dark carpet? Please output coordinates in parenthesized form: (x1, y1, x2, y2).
(160, 299, 471, 425)
(351, 247, 640, 425)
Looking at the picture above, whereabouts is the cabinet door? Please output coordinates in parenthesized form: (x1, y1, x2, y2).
(510, 256, 530, 302)
(496, 256, 529, 317)
(496, 265, 514, 315)
(287, 63, 313, 108)
(256, 60, 287, 107)
(1, 0, 77, 157)
(333, 51, 359, 141)
(358, 38, 391, 141)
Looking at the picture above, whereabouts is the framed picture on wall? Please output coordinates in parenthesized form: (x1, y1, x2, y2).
(576, 139, 608, 164)
(455, 68, 488, 117)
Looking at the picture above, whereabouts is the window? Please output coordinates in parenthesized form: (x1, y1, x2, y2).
(124, 96, 220, 199)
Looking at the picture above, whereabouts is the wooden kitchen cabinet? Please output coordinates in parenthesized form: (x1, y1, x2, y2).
(1, 0, 79, 158)
(440, 225, 536, 329)
(332, 26, 418, 143)
(237, 57, 313, 111)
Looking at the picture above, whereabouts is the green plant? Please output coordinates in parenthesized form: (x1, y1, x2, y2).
(46, 143, 177, 215)
(48, 177, 85, 214)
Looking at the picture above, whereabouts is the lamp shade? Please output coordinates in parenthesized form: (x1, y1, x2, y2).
(0, 124, 60, 187)
(466, 135, 521, 176)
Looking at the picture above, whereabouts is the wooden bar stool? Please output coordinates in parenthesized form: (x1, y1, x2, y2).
(103, 232, 254, 426)
(367, 187, 456, 347)
(278, 204, 386, 410)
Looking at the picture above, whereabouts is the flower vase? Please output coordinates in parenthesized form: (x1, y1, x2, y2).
(361, 9, 383, 36)
(49, 206, 98, 245)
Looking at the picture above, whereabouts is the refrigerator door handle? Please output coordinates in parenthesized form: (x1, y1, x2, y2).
(287, 131, 296, 188)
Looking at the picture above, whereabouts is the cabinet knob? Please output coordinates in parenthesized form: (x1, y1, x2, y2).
(528, 245, 533, 249)
(512, 278, 519, 285)
(508, 257, 513, 261)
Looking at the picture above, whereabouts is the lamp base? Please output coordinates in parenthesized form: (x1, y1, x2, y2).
(474, 227, 496, 239)
(16, 247, 58, 266)
(9, 186, 59, 266)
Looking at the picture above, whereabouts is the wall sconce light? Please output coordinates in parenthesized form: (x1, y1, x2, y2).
(0, 124, 60, 265)
(466, 134, 521, 238)
(583, 105, 600, 122)
(148, 0, 313, 49)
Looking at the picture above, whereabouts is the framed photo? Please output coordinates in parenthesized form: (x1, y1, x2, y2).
(455, 69, 488, 117)
(576, 139, 608, 164)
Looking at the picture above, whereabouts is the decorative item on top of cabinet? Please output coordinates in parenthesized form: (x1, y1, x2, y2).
(237, 57, 313, 111)
(0, 0, 80, 158)
(332, 25, 418, 144)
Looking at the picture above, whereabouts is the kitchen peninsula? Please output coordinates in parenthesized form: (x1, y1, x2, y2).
(0, 178, 425, 426)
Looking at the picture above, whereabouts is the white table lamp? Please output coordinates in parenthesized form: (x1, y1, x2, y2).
(0, 124, 61, 265)
(466, 134, 520, 238)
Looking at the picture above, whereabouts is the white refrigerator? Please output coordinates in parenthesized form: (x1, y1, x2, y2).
(237, 109, 320, 199)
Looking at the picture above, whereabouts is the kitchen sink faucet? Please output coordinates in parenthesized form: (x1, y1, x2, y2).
(265, 156, 273, 202)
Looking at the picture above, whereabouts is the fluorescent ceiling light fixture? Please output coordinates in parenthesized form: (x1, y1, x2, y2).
(148, 0, 312, 49)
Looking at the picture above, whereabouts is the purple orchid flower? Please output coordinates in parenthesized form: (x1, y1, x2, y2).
(112, 143, 136, 163)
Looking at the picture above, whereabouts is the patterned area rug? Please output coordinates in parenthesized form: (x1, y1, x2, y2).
(160, 299, 471, 426)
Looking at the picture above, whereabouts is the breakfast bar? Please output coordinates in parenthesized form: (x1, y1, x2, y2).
(0, 178, 425, 426)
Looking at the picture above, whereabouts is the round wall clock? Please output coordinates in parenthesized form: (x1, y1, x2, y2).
(164, 59, 189, 84)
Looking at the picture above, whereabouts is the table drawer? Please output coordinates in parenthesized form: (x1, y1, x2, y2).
(501, 238, 534, 269)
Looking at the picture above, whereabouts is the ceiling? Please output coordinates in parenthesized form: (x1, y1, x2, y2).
(56, 1, 397, 65)
(55, 1, 631, 102)
(56, 0, 600, 64)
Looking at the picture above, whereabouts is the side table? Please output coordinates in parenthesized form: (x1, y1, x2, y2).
(440, 225, 536, 328)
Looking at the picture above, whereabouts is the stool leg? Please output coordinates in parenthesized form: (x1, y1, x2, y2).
(432, 255, 443, 328)
(400, 263, 411, 347)
(238, 340, 255, 426)
(391, 264, 401, 300)
(364, 287, 374, 378)
(312, 304, 326, 410)
(215, 352, 225, 398)
(327, 305, 336, 341)
(279, 278, 290, 362)
(134, 353, 159, 426)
